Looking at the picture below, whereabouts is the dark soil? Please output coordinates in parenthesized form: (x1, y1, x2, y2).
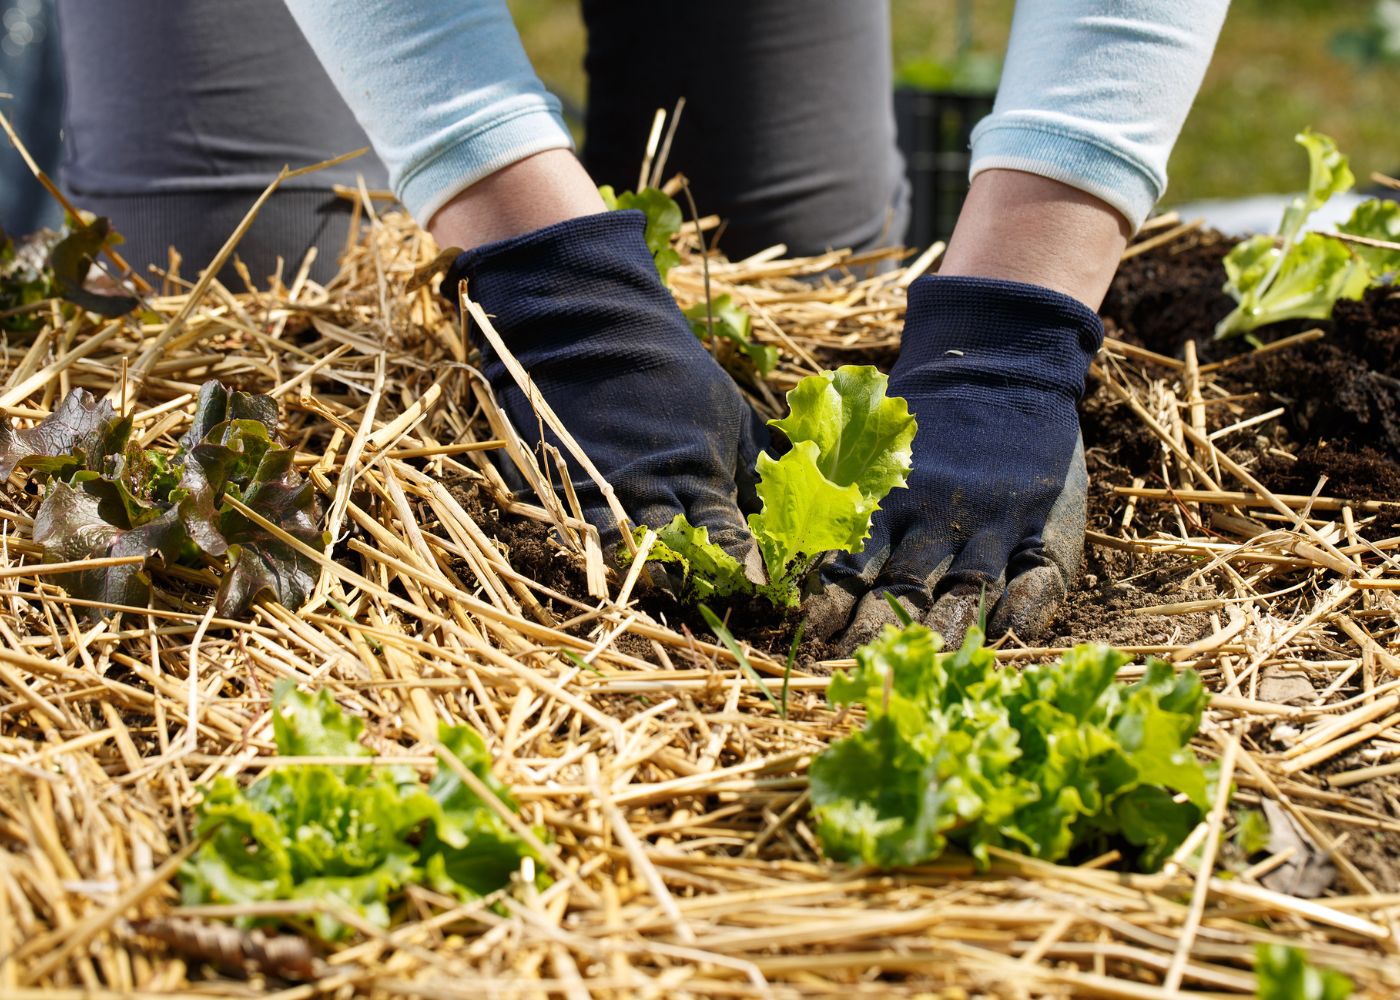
(1104, 232, 1400, 531)
(445, 479, 594, 610)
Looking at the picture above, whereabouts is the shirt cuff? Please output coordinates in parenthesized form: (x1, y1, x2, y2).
(970, 117, 1162, 232)
(398, 100, 575, 224)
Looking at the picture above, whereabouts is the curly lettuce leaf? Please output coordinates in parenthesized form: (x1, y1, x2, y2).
(0, 388, 130, 480)
(183, 682, 539, 941)
(32, 481, 195, 607)
(632, 513, 752, 602)
(1216, 131, 1390, 339)
(811, 623, 1212, 871)
(631, 365, 915, 609)
(768, 365, 916, 502)
(749, 366, 915, 603)
(1217, 232, 1369, 338)
(215, 449, 324, 617)
(179, 378, 280, 454)
(48, 216, 139, 318)
(421, 725, 544, 898)
(1279, 129, 1354, 245)
(750, 443, 878, 604)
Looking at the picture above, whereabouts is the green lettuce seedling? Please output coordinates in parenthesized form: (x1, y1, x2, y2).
(809, 623, 1212, 871)
(684, 293, 778, 377)
(182, 681, 541, 941)
(638, 365, 915, 608)
(1217, 130, 1400, 338)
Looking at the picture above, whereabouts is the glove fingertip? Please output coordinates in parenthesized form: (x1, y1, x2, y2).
(987, 565, 1068, 642)
(831, 589, 919, 656)
(922, 586, 989, 651)
(802, 582, 860, 643)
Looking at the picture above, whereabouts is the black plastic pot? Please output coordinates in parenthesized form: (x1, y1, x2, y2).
(893, 87, 996, 250)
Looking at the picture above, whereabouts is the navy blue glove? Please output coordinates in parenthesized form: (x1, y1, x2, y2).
(443, 210, 767, 567)
(806, 275, 1100, 652)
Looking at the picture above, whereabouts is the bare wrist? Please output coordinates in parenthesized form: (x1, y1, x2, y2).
(426, 148, 607, 250)
(939, 169, 1131, 309)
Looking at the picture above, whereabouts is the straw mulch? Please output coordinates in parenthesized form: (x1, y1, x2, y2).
(1, 181, 1399, 999)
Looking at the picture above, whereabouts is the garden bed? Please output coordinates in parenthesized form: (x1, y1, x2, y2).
(1, 198, 1398, 998)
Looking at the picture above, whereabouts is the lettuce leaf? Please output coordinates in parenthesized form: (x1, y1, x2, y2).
(751, 443, 879, 603)
(1217, 232, 1370, 338)
(2, 380, 322, 617)
(1337, 197, 1400, 276)
(1279, 129, 1355, 246)
(1216, 130, 1396, 338)
(810, 623, 1212, 871)
(684, 294, 779, 376)
(635, 513, 753, 602)
(749, 365, 915, 605)
(599, 185, 682, 281)
(182, 682, 540, 941)
(0, 227, 59, 332)
(632, 365, 915, 609)
(768, 366, 917, 502)
(48, 216, 139, 318)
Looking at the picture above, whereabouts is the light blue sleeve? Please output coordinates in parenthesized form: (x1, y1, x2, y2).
(971, 1, 1229, 230)
(281, 0, 572, 224)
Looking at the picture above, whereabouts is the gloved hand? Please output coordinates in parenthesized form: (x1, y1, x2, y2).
(805, 275, 1100, 653)
(443, 210, 767, 568)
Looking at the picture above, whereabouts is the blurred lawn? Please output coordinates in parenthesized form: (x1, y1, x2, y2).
(507, 0, 1400, 205)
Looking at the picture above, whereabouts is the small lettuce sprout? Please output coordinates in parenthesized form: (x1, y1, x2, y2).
(684, 294, 779, 377)
(637, 365, 915, 609)
(1217, 130, 1400, 338)
(182, 682, 540, 941)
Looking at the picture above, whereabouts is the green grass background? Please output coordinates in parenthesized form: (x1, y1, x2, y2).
(506, 0, 1400, 207)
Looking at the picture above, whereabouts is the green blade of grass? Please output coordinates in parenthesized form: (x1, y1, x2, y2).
(782, 620, 805, 720)
(883, 591, 913, 627)
(699, 603, 782, 716)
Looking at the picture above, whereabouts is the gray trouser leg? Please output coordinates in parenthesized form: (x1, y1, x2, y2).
(54, 0, 387, 286)
(580, 0, 908, 260)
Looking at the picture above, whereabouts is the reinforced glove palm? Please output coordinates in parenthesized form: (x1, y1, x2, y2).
(806, 275, 1101, 652)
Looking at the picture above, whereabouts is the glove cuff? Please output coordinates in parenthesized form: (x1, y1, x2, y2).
(439, 209, 656, 325)
(900, 274, 1103, 399)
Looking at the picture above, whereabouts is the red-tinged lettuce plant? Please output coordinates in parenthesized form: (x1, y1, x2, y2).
(1, 217, 138, 332)
(183, 681, 542, 941)
(809, 622, 1213, 872)
(2, 380, 322, 617)
(636, 364, 916, 608)
(1217, 129, 1400, 339)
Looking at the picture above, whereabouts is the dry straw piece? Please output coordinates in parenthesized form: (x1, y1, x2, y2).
(0, 162, 1399, 997)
